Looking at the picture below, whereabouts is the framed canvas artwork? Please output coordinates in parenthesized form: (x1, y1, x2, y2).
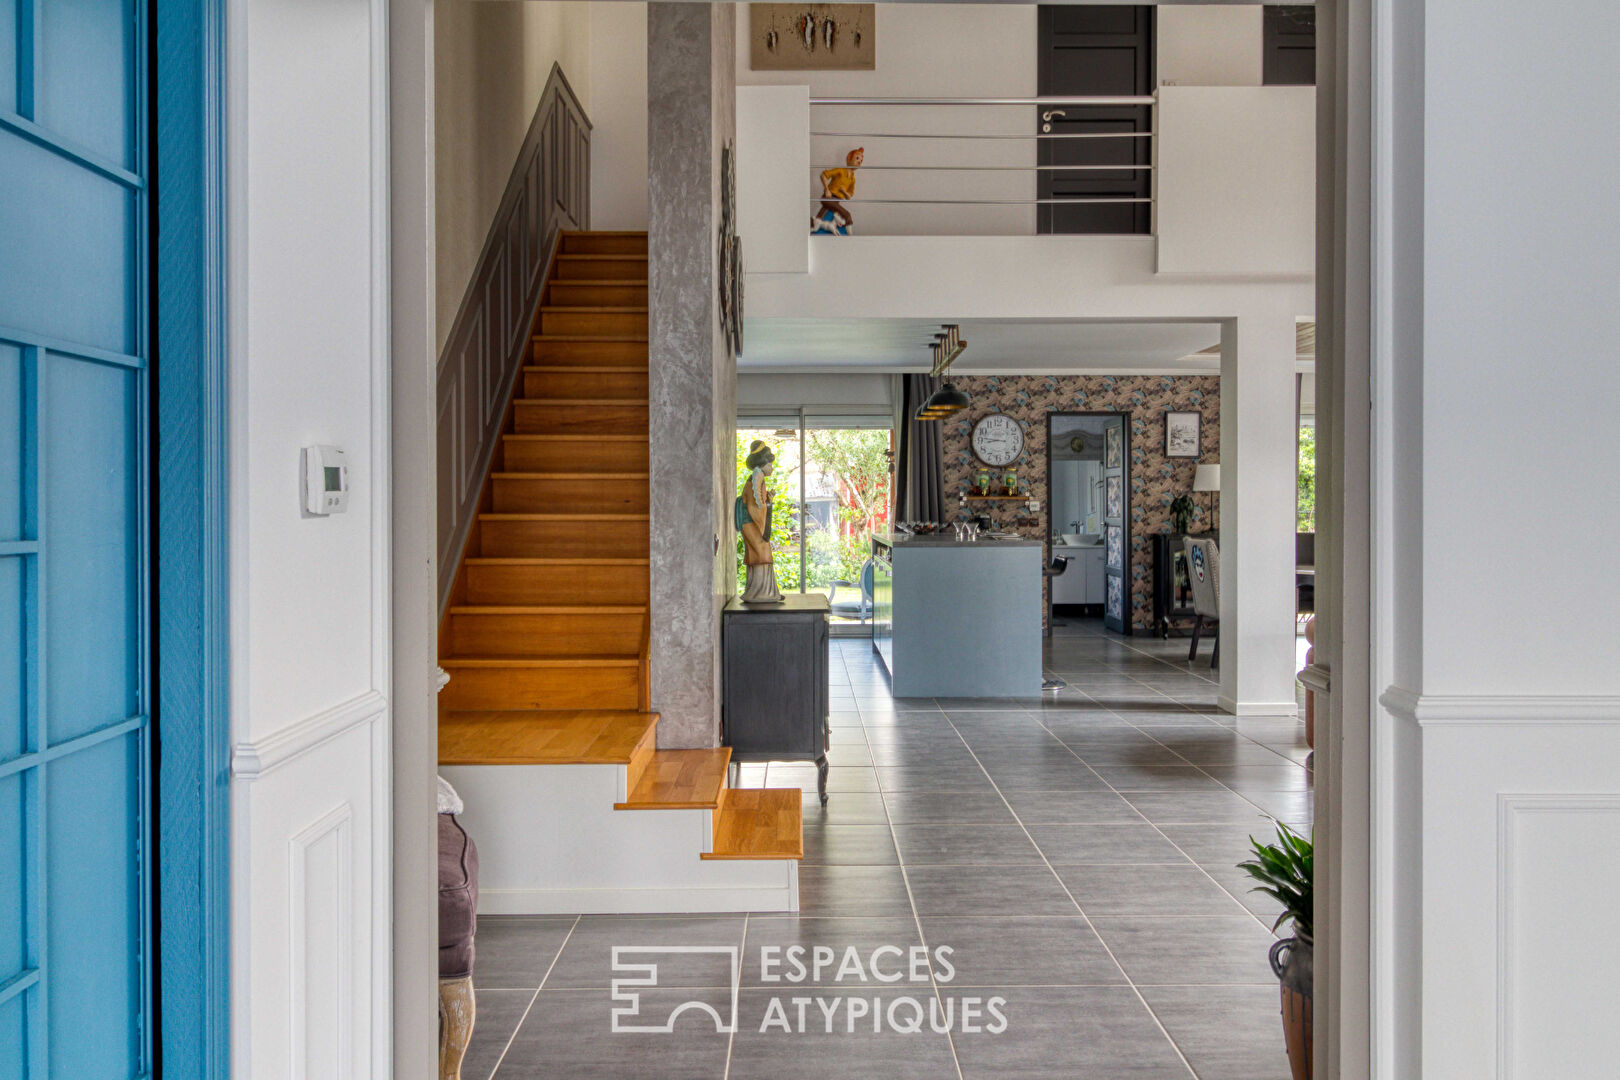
(1164, 410, 1201, 458)
(750, 4, 875, 70)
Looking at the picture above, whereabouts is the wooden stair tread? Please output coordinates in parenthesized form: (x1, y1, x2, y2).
(615, 748, 733, 810)
(556, 253, 649, 261)
(450, 604, 647, 614)
(540, 305, 648, 313)
(533, 335, 648, 342)
(441, 656, 639, 667)
(438, 709, 657, 766)
(465, 557, 650, 566)
(491, 472, 649, 480)
(704, 788, 804, 860)
(524, 365, 646, 374)
(478, 512, 649, 520)
(515, 398, 648, 406)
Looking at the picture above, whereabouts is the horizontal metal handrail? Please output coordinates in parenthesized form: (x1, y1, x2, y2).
(811, 130, 1152, 140)
(812, 163, 1152, 171)
(833, 197, 1153, 206)
(809, 95, 1157, 106)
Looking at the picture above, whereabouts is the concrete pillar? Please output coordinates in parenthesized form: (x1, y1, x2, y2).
(647, 2, 737, 748)
(1217, 312, 1301, 714)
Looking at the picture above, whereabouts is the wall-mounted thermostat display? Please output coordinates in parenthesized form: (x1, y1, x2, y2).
(302, 445, 349, 515)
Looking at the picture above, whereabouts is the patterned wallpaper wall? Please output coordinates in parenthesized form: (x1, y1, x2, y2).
(937, 375, 1221, 630)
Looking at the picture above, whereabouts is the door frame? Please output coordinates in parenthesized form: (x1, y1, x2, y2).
(151, 0, 232, 1073)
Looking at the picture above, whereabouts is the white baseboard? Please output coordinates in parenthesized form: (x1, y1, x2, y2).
(478, 880, 799, 916)
(1219, 696, 1301, 717)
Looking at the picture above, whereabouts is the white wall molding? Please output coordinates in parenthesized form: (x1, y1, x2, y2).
(288, 802, 356, 1078)
(1298, 663, 1332, 696)
(1381, 686, 1620, 726)
(231, 691, 389, 780)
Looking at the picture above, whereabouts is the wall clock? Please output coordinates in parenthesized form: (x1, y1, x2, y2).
(971, 414, 1023, 467)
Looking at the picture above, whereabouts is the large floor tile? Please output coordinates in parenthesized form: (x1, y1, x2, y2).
(1120, 790, 1277, 824)
(796, 865, 914, 916)
(1090, 765, 1226, 793)
(979, 759, 1109, 791)
(801, 790, 889, 825)
(1026, 823, 1191, 865)
(741, 916, 923, 987)
(881, 789, 1018, 824)
(892, 824, 1045, 866)
(801, 823, 901, 866)
(951, 986, 1193, 1079)
(472, 916, 577, 989)
(1089, 916, 1277, 985)
(999, 789, 1146, 824)
(1140, 984, 1294, 1080)
(904, 864, 1079, 916)
(544, 916, 745, 989)
(1054, 864, 1248, 917)
(458, 987, 531, 1080)
(874, 764, 996, 791)
(920, 916, 1125, 987)
(728, 990, 960, 1080)
(495, 987, 732, 1079)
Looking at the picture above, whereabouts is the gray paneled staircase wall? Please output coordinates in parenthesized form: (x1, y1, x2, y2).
(437, 63, 591, 610)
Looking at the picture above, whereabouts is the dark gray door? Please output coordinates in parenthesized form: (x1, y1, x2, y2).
(1037, 5, 1155, 235)
(1264, 6, 1317, 86)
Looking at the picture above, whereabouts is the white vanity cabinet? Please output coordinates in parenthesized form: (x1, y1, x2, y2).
(1051, 545, 1106, 605)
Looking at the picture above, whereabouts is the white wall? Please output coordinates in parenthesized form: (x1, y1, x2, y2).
(1156, 4, 1262, 88)
(737, 85, 811, 273)
(588, 0, 648, 228)
(734, 2, 1036, 236)
(1371, 0, 1620, 1074)
(737, 371, 893, 411)
(435, 0, 592, 353)
(227, 0, 392, 1073)
(1155, 86, 1315, 275)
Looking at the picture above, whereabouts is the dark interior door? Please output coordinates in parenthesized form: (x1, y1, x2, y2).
(1037, 5, 1155, 235)
(1263, 6, 1317, 86)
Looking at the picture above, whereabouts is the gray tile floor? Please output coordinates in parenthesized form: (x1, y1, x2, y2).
(465, 620, 1314, 1079)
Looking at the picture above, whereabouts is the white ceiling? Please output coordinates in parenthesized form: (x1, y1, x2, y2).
(739, 318, 1226, 375)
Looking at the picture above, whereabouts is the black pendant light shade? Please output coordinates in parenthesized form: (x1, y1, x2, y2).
(915, 325, 971, 421)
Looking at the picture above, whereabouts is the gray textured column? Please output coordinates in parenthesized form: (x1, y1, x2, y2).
(648, 2, 737, 749)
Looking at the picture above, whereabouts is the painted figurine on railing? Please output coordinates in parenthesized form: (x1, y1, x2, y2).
(812, 146, 864, 236)
(737, 441, 785, 603)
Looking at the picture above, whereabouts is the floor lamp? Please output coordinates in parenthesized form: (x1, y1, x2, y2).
(1193, 463, 1221, 534)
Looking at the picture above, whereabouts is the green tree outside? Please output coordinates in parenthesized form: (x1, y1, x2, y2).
(1297, 424, 1316, 532)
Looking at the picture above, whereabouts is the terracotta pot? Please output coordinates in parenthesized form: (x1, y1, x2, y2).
(1270, 934, 1313, 1080)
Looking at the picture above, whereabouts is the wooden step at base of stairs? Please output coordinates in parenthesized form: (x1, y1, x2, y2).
(500, 434, 648, 473)
(445, 604, 647, 658)
(523, 366, 648, 400)
(438, 658, 642, 711)
(464, 558, 650, 606)
(476, 513, 649, 559)
(615, 748, 732, 810)
(532, 337, 648, 366)
(547, 282, 647, 307)
(491, 473, 650, 515)
(703, 788, 804, 860)
(560, 231, 648, 256)
(539, 307, 648, 337)
(438, 709, 657, 766)
(553, 255, 648, 281)
(512, 399, 647, 436)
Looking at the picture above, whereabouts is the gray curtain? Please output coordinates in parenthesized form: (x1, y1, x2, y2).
(896, 374, 945, 522)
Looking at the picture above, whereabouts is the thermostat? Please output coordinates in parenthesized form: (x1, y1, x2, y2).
(302, 445, 349, 515)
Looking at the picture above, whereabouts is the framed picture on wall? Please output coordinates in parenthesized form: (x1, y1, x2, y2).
(1104, 426, 1122, 469)
(1165, 411, 1201, 458)
(1105, 475, 1123, 520)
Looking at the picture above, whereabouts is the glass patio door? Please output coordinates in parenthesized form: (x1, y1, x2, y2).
(1, 0, 153, 1073)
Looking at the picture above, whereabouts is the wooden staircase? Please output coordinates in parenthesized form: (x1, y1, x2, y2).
(438, 231, 801, 877)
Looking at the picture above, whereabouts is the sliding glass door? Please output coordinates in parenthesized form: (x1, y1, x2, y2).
(738, 412, 893, 633)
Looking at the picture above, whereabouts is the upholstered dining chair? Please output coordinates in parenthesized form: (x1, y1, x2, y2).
(1183, 536, 1220, 668)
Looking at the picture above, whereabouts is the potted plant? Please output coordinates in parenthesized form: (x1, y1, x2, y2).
(1169, 494, 1195, 534)
(1239, 823, 1313, 1080)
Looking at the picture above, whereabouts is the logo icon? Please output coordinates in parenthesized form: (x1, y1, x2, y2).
(610, 946, 741, 1034)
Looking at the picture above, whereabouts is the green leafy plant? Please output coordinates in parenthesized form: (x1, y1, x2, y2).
(1168, 494, 1195, 534)
(1297, 425, 1316, 532)
(1238, 822, 1313, 938)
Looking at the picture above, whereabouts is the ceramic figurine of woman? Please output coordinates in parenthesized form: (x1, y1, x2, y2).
(812, 146, 864, 236)
(738, 440, 785, 603)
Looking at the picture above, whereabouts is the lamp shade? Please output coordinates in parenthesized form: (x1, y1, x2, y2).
(1192, 463, 1221, 493)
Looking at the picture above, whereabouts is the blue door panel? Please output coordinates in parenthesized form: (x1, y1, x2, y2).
(42, 357, 140, 744)
(2, 0, 151, 1072)
(37, 0, 136, 167)
(45, 732, 144, 1076)
(0, 138, 138, 355)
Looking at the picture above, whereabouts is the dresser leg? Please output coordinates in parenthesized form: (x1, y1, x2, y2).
(816, 755, 829, 805)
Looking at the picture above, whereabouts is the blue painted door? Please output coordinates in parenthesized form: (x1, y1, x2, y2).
(1, 0, 153, 1075)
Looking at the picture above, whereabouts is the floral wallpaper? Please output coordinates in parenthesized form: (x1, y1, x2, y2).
(938, 375, 1221, 630)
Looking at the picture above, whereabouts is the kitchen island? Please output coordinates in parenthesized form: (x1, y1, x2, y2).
(872, 533, 1043, 698)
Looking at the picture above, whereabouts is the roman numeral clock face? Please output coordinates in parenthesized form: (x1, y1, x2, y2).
(971, 414, 1024, 467)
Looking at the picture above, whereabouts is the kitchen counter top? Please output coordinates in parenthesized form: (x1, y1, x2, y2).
(873, 532, 1044, 549)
